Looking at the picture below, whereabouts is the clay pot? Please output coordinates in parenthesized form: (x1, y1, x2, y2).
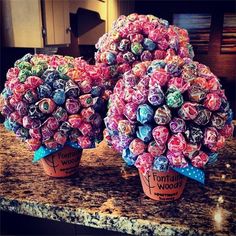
(40, 146, 82, 177)
(139, 168, 187, 201)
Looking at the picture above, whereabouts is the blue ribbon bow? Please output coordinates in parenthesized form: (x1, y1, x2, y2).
(171, 164, 205, 184)
(33, 141, 90, 162)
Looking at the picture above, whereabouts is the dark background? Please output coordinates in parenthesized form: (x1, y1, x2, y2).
(0, 211, 128, 236)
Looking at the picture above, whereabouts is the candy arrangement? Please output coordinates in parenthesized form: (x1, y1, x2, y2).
(104, 55, 234, 182)
(0, 12, 234, 187)
(95, 13, 194, 80)
(0, 54, 111, 157)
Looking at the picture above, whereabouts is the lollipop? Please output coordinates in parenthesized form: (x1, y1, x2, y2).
(0, 54, 112, 156)
(95, 13, 194, 81)
(104, 52, 234, 178)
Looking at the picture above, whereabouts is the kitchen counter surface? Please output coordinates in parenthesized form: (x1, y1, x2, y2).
(0, 124, 235, 235)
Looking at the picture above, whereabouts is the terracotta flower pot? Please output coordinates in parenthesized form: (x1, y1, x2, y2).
(40, 146, 82, 177)
(139, 168, 187, 201)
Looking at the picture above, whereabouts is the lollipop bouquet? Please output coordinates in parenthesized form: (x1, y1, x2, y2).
(95, 13, 194, 81)
(103, 55, 234, 201)
(0, 54, 111, 177)
(0, 12, 234, 200)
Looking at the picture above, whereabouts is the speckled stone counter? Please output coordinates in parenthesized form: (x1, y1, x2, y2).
(0, 124, 235, 235)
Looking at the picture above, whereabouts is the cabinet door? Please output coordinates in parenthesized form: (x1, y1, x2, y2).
(2, 0, 43, 48)
(70, 0, 107, 21)
(43, 0, 70, 45)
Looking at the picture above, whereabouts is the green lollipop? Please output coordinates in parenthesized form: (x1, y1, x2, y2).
(131, 42, 143, 55)
(18, 69, 32, 82)
(166, 88, 184, 108)
(31, 64, 45, 76)
(16, 61, 32, 70)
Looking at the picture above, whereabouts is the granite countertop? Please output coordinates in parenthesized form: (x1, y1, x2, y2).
(0, 124, 235, 236)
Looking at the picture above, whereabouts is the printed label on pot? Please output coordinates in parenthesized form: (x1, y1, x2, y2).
(41, 146, 82, 177)
(139, 169, 187, 201)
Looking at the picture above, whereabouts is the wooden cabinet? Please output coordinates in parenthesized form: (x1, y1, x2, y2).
(43, 0, 70, 45)
(1, 0, 134, 47)
(69, 0, 134, 45)
(70, 0, 107, 21)
(2, 0, 71, 48)
(70, 0, 107, 45)
(2, 0, 44, 47)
